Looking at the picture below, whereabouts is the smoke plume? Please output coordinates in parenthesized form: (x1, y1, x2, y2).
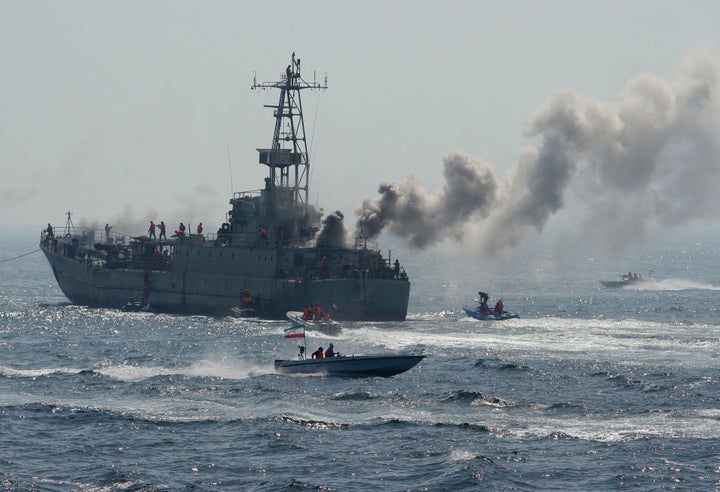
(356, 152, 498, 247)
(356, 44, 720, 255)
(316, 210, 351, 248)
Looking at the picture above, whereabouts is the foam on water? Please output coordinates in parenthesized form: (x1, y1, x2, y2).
(93, 357, 275, 382)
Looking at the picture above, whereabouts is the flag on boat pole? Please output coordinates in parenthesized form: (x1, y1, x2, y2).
(284, 324, 305, 338)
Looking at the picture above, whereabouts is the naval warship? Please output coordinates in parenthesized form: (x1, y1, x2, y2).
(39, 54, 410, 321)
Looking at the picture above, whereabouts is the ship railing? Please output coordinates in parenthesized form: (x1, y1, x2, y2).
(232, 190, 262, 201)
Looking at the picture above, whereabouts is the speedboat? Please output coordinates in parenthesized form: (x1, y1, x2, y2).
(600, 271, 654, 288)
(274, 354, 425, 378)
(462, 306, 519, 321)
(286, 310, 341, 336)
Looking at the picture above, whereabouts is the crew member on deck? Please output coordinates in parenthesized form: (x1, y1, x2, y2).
(148, 221, 156, 239)
(325, 343, 336, 358)
(478, 291, 489, 313)
(312, 347, 324, 359)
(159, 221, 167, 240)
(197, 222, 203, 235)
(493, 299, 504, 315)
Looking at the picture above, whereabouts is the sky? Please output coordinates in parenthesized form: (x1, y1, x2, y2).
(3, 0, 720, 262)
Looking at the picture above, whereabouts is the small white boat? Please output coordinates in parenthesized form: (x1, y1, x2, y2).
(286, 310, 341, 336)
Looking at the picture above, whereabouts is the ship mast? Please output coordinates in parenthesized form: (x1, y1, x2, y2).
(252, 52, 327, 207)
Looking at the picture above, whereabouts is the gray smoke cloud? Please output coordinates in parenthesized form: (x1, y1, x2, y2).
(356, 44, 720, 255)
(356, 152, 498, 248)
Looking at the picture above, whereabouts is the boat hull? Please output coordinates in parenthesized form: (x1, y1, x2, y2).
(599, 279, 646, 288)
(274, 354, 425, 377)
(286, 311, 341, 336)
(41, 247, 410, 321)
(462, 307, 520, 321)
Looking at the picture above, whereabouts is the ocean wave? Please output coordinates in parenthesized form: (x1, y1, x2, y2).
(329, 390, 377, 401)
(438, 390, 513, 408)
(594, 370, 669, 392)
(0, 364, 82, 378)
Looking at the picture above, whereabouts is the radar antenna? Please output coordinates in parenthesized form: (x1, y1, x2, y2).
(63, 210, 75, 237)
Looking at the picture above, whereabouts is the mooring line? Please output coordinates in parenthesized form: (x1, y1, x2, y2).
(0, 249, 41, 263)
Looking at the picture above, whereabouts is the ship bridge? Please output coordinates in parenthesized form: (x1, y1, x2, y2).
(233, 51, 327, 247)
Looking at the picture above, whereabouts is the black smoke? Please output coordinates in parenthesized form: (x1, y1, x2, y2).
(316, 210, 350, 248)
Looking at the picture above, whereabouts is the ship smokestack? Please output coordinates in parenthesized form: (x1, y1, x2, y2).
(316, 210, 351, 248)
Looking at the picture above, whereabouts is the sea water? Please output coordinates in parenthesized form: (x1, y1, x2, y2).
(1, 230, 719, 491)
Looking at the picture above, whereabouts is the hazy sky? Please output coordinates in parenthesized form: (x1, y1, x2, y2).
(3, 1, 720, 259)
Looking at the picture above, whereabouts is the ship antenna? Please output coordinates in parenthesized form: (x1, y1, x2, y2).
(63, 210, 75, 236)
(251, 53, 328, 208)
(308, 86, 323, 188)
(226, 140, 234, 195)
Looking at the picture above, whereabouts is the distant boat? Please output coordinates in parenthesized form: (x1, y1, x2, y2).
(462, 306, 519, 321)
(600, 270, 654, 288)
(286, 310, 341, 336)
(274, 354, 425, 378)
(121, 298, 151, 312)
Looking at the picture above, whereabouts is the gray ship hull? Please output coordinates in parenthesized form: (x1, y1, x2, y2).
(42, 246, 410, 321)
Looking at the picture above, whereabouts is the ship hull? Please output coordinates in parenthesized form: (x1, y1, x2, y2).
(42, 247, 410, 321)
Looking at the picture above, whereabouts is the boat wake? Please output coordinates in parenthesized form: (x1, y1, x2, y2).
(94, 358, 274, 382)
(633, 278, 720, 291)
(0, 359, 275, 382)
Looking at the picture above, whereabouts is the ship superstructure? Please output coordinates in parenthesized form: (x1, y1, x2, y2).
(40, 54, 410, 321)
